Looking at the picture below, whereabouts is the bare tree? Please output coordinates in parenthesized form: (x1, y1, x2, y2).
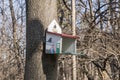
(57, 0, 120, 80)
(0, 0, 25, 80)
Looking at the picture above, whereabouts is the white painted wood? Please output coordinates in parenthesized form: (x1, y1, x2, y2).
(46, 33, 62, 54)
(48, 19, 62, 34)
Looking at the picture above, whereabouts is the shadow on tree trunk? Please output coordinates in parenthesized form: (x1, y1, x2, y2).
(25, 19, 57, 80)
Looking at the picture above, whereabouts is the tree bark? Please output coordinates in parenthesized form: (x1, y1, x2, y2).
(9, 0, 17, 44)
(24, 0, 58, 80)
(88, 0, 93, 19)
(72, 0, 77, 80)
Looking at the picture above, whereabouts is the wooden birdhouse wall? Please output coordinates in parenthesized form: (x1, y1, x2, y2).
(46, 33, 62, 54)
(62, 37, 76, 54)
(45, 19, 78, 54)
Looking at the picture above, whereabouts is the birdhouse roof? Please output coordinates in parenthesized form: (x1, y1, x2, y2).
(47, 31, 79, 39)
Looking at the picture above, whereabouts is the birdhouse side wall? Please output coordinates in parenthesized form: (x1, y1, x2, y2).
(62, 37, 76, 54)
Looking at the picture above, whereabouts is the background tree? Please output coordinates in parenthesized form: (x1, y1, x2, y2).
(57, 0, 120, 80)
(0, 0, 25, 80)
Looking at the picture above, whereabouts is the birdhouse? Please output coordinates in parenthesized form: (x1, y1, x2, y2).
(45, 20, 78, 54)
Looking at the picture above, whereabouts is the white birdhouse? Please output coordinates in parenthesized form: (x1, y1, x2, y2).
(45, 20, 78, 54)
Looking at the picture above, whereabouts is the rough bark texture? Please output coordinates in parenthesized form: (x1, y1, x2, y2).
(24, 0, 58, 80)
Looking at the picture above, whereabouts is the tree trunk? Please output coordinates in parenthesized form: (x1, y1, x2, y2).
(88, 0, 94, 19)
(72, 0, 77, 80)
(24, 0, 58, 80)
(9, 0, 17, 45)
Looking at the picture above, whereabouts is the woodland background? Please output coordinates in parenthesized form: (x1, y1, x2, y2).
(0, 0, 120, 80)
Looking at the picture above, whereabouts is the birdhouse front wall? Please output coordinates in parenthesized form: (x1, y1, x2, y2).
(45, 33, 62, 54)
(47, 20, 62, 34)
